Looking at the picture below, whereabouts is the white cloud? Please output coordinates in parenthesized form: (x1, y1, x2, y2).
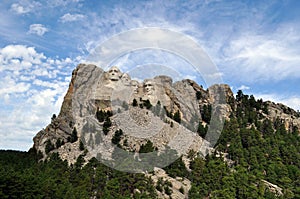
(0, 45, 45, 72)
(222, 25, 300, 82)
(237, 85, 250, 90)
(255, 93, 300, 111)
(48, 0, 84, 7)
(0, 76, 30, 96)
(28, 24, 48, 36)
(0, 44, 76, 150)
(183, 75, 197, 81)
(10, 1, 41, 14)
(0, 87, 66, 150)
(10, 3, 31, 14)
(60, 13, 85, 23)
(283, 97, 300, 112)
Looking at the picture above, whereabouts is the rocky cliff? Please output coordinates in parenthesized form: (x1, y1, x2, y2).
(33, 63, 300, 163)
(33, 64, 234, 163)
(32, 63, 300, 198)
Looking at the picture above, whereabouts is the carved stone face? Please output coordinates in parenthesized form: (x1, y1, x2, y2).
(131, 80, 139, 93)
(121, 73, 131, 84)
(144, 80, 155, 95)
(108, 66, 121, 81)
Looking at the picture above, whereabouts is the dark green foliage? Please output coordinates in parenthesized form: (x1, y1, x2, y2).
(123, 139, 128, 147)
(2, 88, 300, 199)
(96, 109, 112, 123)
(132, 98, 138, 107)
(156, 178, 163, 192)
(164, 184, 172, 195)
(143, 99, 152, 109)
(201, 104, 212, 123)
(235, 90, 266, 127)
(96, 109, 105, 122)
(68, 127, 78, 143)
(170, 121, 174, 128)
(156, 178, 173, 196)
(55, 138, 64, 148)
(189, 105, 300, 198)
(51, 113, 56, 120)
(173, 110, 181, 123)
(79, 140, 85, 151)
(103, 117, 112, 135)
(139, 140, 155, 153)
(164, 106, 172, 119)
(0, 151, 157, 198)
(196, 91, 202, 100)
(197, 122, 207, 138)
(179, 186, 184, 194)
(45, 140, 54, 154)
(236, 89, 244, 101)
(112, 129, 123, 145)
(164, 156, 189, 178)
(161, 108, 181, 123)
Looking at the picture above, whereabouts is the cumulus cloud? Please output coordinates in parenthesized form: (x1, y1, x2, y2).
(28, 24, 48, 36)
(60, 13, 85, 23)
(0, 76, 30, 96)
(10, 3, 31, 14)
(0, 45, 45, 72)
(0, 45, 76, 150)
(10, 1, 41, 14)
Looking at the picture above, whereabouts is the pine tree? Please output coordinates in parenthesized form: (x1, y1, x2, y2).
(174, 110, 181, 123)
(79, 140, 85, 151)
(132, 99, 138, 107)
(69, 127, 78, 143)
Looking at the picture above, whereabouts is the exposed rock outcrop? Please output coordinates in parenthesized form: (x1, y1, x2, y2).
(147, 167, 191, 199)
(261, 179, 283, 196)
(33, 64, 232, 162)
(266, 101, 300, 131)
(32, 63, 300, 198)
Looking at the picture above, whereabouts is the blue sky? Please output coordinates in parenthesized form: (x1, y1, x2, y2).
(0, 0, 300, 150)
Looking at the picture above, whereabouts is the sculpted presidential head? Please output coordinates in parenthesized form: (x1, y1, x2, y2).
(107, 66, 122, 81)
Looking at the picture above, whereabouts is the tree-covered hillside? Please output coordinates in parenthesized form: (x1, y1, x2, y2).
(188, 91, 300, 198)
(0, 90, 299, 199)
(0, 150, 157, 198)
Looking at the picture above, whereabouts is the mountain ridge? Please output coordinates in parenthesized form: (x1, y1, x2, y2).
(29, 63, 300, 198)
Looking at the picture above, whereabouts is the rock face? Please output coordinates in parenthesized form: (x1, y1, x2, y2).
(266, 101, 300, 132)
(33, 64, 104, 162)
(32, 63, 300, 198)
(33, 64, 233, 163)
(147, 167, 191, 199)
(261, 180, 283, 196)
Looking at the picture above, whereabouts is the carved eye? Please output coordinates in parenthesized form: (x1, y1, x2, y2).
(109, 69, 118, 73)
